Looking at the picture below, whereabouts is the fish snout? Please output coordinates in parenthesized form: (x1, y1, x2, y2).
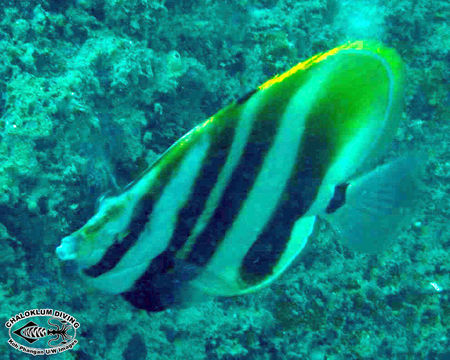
(56, 234, 80, 261)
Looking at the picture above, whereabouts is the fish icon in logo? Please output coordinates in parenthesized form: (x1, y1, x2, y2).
(13, 321, 42, 344)
(13, 317, 75, 347)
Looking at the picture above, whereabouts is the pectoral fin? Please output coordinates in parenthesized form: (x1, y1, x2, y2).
(324, 153, 424, 253)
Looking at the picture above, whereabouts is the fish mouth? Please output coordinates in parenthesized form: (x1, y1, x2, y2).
(56, 234, 80, 261)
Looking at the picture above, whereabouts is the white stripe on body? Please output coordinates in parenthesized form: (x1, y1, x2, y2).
(61, 169, 160, 267)
(89, 137, 210, 294)
(307, 50, 396, 216)
(256, 51, 396, 292)
(194, 74, 326, 296)
(177, 97, 261, 258)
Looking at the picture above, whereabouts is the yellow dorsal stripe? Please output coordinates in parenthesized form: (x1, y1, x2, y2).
(258, 40, 365, 91)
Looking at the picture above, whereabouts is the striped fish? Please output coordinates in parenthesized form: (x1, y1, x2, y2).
(56, 41, 420, 312)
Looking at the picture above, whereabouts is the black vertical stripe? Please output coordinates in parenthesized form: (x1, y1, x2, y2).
(168, 127, 235, 252)
(185, 83, 302, 268)
(121, 252, 176, 312)
(120, 126, 237, 311)
(121, 251, 202, 312)
(186, 127, 280, 267)
(240, 131, 335, 285)
(237, 88, 258, 105)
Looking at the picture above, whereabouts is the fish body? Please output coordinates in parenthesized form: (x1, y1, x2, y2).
(57, 41, 417, 311)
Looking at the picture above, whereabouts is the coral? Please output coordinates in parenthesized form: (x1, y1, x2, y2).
(3, 74, 55, 138)
(0, 0, 447, 359)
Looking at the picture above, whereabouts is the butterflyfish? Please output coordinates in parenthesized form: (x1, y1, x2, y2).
(56, 41, 421, 312)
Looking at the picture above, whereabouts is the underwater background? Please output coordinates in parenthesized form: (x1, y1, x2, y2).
(0, 0, 448, 359)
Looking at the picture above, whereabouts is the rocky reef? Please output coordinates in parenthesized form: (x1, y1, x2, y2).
(0, 0, 448, 359)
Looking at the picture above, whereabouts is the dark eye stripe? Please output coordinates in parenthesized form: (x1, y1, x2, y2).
(83, 195, 155, 278)
(82, 154, 184, 278)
